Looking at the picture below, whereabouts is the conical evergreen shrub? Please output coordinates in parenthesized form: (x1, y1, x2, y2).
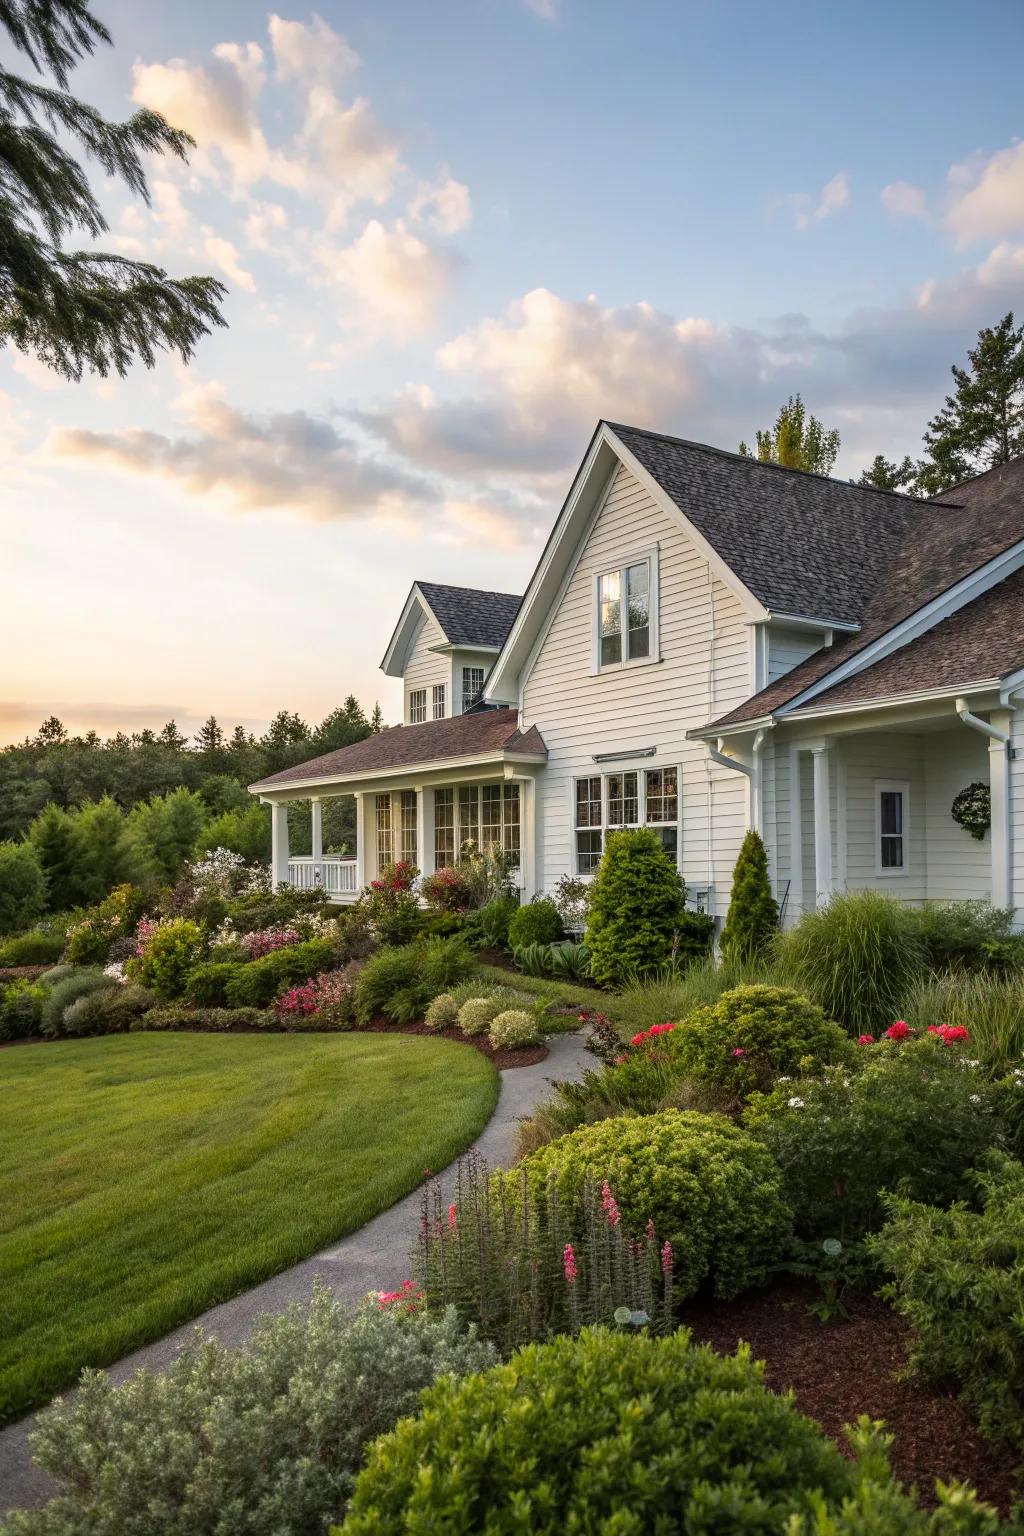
(720, 830, 779, 961)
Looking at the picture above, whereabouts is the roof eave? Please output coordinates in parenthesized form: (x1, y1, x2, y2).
(249, 746, 546, 797)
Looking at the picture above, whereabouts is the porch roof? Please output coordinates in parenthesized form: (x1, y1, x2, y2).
(250, 708, 546, 792)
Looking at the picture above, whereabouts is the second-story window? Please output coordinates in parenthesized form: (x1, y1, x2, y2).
(462, 666, 485, 712)
(596, 555, 655, 670)
(432, 684, 446, 719)
(409, 689, 427, 724)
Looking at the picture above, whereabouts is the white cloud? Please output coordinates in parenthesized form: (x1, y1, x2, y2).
(324, 218, 457, 333)
(524, 0, 558, 18)
(10, 352, 64, 391)
(410, 174, 472, 234)
(269, 12, 360, 86)
(789, 171, 850, 230)
(244, 200, 288, 251)
(48, 382, 431, 523)
(132, 46, 269, 184)
(151, 180, 192, 241)
(946, 141, 1024, 245)
(300, 90, 403, 221)
(202, 231, 256, 291)
(881, 180, 929, 220)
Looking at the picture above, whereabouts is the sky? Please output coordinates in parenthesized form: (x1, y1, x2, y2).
(2, 0, 1024, 744)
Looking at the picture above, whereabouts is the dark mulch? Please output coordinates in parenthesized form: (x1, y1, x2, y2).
(361, 1017, 548, 1070)
(0, 965, 50, 981)
(474, 948, 517, 970)
(684, 1278, 1020, 1512)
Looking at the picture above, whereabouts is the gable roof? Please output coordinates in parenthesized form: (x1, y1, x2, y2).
(608, 423, 949, 626)
(250, 708, 545, 791)
(705, 454, 1024, 730)
(416, 582, 522, 649)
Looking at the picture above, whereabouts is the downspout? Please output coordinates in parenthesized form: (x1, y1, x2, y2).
(955, 698, 1011, 912)
(708, 737, 753, 778)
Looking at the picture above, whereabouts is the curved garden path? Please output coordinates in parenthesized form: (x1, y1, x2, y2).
(0, 1030, 593, 1512)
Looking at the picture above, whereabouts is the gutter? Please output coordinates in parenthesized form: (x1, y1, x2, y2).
(955, 697, 1010, 745)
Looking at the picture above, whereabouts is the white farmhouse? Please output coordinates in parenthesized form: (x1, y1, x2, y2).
(250, 422, 1024, 926)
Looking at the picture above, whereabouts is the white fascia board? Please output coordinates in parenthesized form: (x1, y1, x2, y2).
(428, 642, 501, 656)
(687, 715, 774, 742)
(777, 539, 1024, 716)
(249, 748, 546, 798)
(998, 664, 1024, 705)
(763, 611, 861, 634)
(379, 583, 448, 677)
(603, 425, 769, 621)
(784, 679, 999, 723)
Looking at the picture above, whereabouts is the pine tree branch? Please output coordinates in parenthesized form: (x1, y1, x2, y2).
(0, 1, 109, 88)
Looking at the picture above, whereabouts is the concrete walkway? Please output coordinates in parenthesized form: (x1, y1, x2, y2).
(0, 1030, 593, 1513)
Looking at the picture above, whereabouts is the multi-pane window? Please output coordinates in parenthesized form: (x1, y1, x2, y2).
(399, 790, 417, 865)
(458, 786, 480, 854)
(574, 766, 679, 873)
(597, 558, 653, 669)
(481, 784, 502, 850)
(375, 793, 393, 871)
(409, 689, 427, 724)
(877, 783, 907, 873)
(434, 788, 455, 868)
(503, 783, 521, 867)
(432, 684, 446, 720)
(462, 666, 485, 712)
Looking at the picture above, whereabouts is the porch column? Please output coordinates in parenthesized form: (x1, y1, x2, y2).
(353, 792, 366, 891)
(990, 711, 1011, 908)
(415, 787, 427, 875)
(271, 801, 290, 889)
(310, 797, 323, 863)
(811, 743, 833, 907)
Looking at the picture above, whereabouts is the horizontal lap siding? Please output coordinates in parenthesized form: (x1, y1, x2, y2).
(521, 462, 753, 917)
(1012, 705, 1024, 919)
(841, 734, 927, 903)
(768, 626, 824, 683)
(404, 611, 449, 720)
(924, 731, 990, 901)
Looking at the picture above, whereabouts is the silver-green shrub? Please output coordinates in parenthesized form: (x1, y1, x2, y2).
(488, 1009, 538, 1049)
(424, 992, 459, 1030)
(456, 996, 496, 1036)
(3, 1283, 495, 1536)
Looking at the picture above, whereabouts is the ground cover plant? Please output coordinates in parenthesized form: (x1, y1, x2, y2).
(2, 1286, 495, 1536)
(0, 1032, 498, 1423)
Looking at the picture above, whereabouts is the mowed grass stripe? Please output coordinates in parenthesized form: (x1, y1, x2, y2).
(0, 1032, 498, 1423)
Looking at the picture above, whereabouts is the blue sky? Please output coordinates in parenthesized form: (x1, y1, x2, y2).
(2, 0, 1023, 743)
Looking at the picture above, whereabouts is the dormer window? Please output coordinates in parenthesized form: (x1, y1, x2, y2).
(594, 551, 658, 672)
(462, 666, 485, 712)
(432, 684, 446, 719)
(409, 689, 427, 724)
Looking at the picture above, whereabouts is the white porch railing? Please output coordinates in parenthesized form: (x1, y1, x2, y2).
(286, 856, 358, 897)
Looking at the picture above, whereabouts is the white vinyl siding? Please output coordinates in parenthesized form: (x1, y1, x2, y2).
(767, 625, 826, 683)
(1011, 703, 1024, 918)
(403, 609, 450, 724)
(924, 729, 990, 901)
(521, 459, 753, 918)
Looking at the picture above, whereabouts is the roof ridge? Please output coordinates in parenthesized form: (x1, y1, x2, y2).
(417, 579, 523, 601)
(603, 420, 963, 510)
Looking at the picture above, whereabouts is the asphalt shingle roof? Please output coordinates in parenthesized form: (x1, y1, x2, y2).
(417, 581, 522, 649)
(251, 708, 545, 789)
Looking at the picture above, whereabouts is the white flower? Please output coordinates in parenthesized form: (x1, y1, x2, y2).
(102, 961, 126, 984)
(969, 1094, 982, 1104)
(778, 1076, 791, 1084)
(787, 1096, 805, 1109)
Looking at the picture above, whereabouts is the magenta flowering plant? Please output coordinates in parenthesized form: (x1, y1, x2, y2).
(272, 967, 358, 1026)
(244, 927, 302, 960)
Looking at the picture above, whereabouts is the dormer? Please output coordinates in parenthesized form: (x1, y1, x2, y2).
(380, 581, 522, 724)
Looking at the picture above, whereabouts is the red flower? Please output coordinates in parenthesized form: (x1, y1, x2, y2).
(857, 1033, 874, 1045)
(563, 1242, 577, 1285)
(731, 1047, 747, 1057)
(660, 1240, 673, 1274)
(928, 1023, 970, 1045)
(448, 1203, 457, 1232)
(885, 1020, 912, 1040)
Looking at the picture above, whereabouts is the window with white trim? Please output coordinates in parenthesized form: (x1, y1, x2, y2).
(409, 689, 427, 724)
(375, 793, 393, 870)
(595, 554, 655, 670)
(462, 666, 485, 712)
(434, 787, 455, 868)
(574, 766, 678, 874)
(875, 781, 908, 875)
(399, 790, 417, 865)
(432, 684, 446, 720)
(441, 781, 521, 870)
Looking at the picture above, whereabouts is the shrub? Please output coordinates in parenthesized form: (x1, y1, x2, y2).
(547, 940, 591, 980)
(904, 968, 1024, 1075)
(0, 931, 64, 967)
(744, 1033, 1008, 1238)
(361, 861, 421, 947)
(39, 969, 117, 1038)
(720, 829, 779, 962)
(241, 926, 303, 960)
(65, 885, 149, 967)
(420, 866, 473, 912)
(515, 1110, 791, 1300)
(424, 992, 459, 1030)
(0, 980, 45, 1041)
(339, 1327, 854, 1536)
(551, 872, 590, 934)
(274, 969, 357, 1029)
(7, 1284, 495, 1536)
(351, 938, 473, 1025)
(507, 897, 562, 949)
(131, 918, 207, 1001)
(36, 964, 76, 989)
(466, 893, 518, 950)
(488, 1009, 538, 1049)
(908, 900, 1016, 973)
(780, 890, 925, 1034)
(135, 1005, 272, 1032)
(585, 828, 701, 987)
(60, 984, 156, 1037)
(223, 938, 337, 1009)
(456, 996, 495, 1037)
(0, 841, 46, 936)
(868, 1154, 1024, 1448)
(184, 960, 240, 1007)
(671, 984, 854, 1099)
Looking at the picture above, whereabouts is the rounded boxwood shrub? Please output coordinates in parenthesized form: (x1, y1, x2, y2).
(39, 969, 117, 1038)
(457, 997, 496, 1037)
(225, 937, 337, 1009)
(670, 984, 854, 1098)
(339, 1327, 854, 1535)
(507, 898, 562, 949)
(424, 992, 459, 1030)
(515, 1109, 791, 1300)
(184, 960, 241, 1008)
(0, 931, 64, 967)
(584, 827, 695, 987)
(488, 1009, 538, 1050)
(132, 919, 207, 1002)
(61, 984, 156, 1037)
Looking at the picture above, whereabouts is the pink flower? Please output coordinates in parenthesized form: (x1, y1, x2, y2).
(377, 1279, 423, 1314)
(448, 1203, 457, 1232)
(661, 1240, 673, 1274)
(563, 1242, 577, 1285)
(885, 1020, 912, 1041)
(600, 1180, 621, 1227)
(645, 1218, 656, 1240)
(858, 1034, 874, 1046)
(928, 1023, 970, 1045)
(614, 1054, 626, 1066)
(731, 1047, 747, 1058)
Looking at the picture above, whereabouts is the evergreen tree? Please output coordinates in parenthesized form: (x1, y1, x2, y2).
(194, 715, 224, 757)
(738, 395, 840, 476)
(857, 454, 918, 493)
(369, 703, 385, 733)
(584, 827, 691, 987)
(314, 697, 370, 753)
(0, 0, 226, 380)
(28, 801, 81, 909)
(0, 841, 46, 934)
(918, 312, 1024, 493)
(71, 795, 148, 902)
(159, 720, 188, 751)
(720, 830, 779, 962)
(128, 787, 206, 883)
(34, 715, 68, 745)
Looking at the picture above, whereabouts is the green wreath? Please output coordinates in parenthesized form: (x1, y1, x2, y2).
(951, 781, 990, 841)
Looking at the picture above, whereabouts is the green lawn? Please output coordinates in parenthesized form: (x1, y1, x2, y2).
(0, 1032, 498, 1424)
(474, 962, 625, 1024)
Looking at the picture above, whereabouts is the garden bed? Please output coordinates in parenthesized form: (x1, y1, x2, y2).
(362, 1017, 549, 1069)
(0, 965, 49, 983)
(684, 1278, 1021, 1512)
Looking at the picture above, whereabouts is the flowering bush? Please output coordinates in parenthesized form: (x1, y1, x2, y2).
(339, 1327, 856, 1535)
(420, 865, 473, 913)
(65, 885, 148, 966)
(667, 985, 855, 1100)
(415, 1153, 675, 1352)
(223, 938, 338, 1009)
(744, 1033, 1008, 1238)
(360, 861, 421, 947)
(513, 1110, 791, 1301)
(6, 1283, 494, 1536)
(273, 968, 357, 1028)
(488, 1009, 538, 1050)
(243, 926, 302, 960)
